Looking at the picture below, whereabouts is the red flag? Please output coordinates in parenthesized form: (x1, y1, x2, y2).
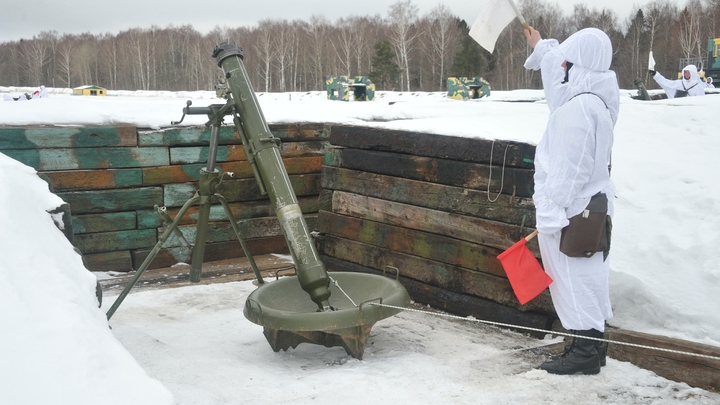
(496, 231, 552, 305)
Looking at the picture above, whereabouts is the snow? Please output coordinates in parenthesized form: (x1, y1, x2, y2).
(2, 85, 720, 404)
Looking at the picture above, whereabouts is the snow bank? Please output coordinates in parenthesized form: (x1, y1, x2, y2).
(0, 154, 173, 405)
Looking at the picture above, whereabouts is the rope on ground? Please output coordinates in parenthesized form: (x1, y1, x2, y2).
(368, 302, 720, 362)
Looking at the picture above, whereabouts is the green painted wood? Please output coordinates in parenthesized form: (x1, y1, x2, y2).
(169, 145, 246, 164)
(83, 250, 134, 272)
(331, 191, 539, 255)
(57, 187, 163, 214)
(72, 212, 137, 234)
(319, 235, 553, 314)
(322, 255, 555, 338)
(160, 215, 318, 248)
(329, 124, 536, 169)
(136, 195, 319, 229)
(74, 229, 157, 254)
(138, 125, 240, 146)
(131, 236, 289, 270)
(317, 211, 507, 277)
(142, 156, 323, 185)
(2, 147, 169, 171)
(42, 169, 143, 191)
(268, 123, 329, 141)
(322, 167, 535, 227)
(329, 148, 535, 198)
(0, 125, 137, 149)
(163, 174, 321, 207)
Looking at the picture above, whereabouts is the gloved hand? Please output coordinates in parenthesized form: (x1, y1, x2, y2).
(648, 69, 656, 76)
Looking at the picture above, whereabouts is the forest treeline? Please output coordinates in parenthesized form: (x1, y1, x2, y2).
(1, 0, 718, 92)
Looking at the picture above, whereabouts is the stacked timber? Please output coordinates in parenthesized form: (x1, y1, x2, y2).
(317, 125, 558, 333)
(0, 124, 328, 272)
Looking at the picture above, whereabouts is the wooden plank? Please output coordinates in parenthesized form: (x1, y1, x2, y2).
(138, 125, 240, 147)
(163, 174, 321, 207)
(322, 167, 536, 227)
(74, 229, 157, 254)
(327, 148, 534, 197)
(160, 215, 318, 248)
(269, 123, 329, 141)
(170, 145, 246, 164)
(319, 235, 553, 314)
(42, 169, 143, 191)
(72, 212, 137, 234)
(317, 211, 507, 277)
(329, 124, 535, 169)
(142, 156, 323, 185)
(331, 191, 539, 255)
(321, 255, 555, 339)
(0, 125, 137, 149)
(3, 147, 169, 171)
(608, 329, 720, 392)
(136, 195, 319, 229)
(83, 250, 134, 272)
(131, 236, 290, 270)
(57, 187, 163, 214)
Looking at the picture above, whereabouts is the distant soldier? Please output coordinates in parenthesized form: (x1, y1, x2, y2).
(649, 65, 705, 98)
(706, 77, 715, 89)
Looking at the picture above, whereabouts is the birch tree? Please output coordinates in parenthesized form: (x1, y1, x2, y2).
(387, 0, 419, 91)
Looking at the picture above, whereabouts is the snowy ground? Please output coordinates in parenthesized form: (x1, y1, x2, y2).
(104, 281, 720, 405)
(2, 85, 720, 404)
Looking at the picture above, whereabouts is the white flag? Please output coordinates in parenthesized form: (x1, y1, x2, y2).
(469, 0, 518, 54)
(648, 51, 656, 70)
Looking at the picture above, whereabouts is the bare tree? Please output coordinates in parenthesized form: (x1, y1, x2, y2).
(387, 0, 419, 91)
(423, 4, 457, 90)
(679, 0, 705, 60)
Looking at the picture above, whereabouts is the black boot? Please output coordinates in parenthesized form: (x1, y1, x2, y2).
(594, 329, 607, 367)
(540, 329, 601, 375)
(564, 329, 606, 366)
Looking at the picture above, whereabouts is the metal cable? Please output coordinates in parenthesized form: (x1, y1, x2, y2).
(369, 302, 720, 362)
(487, 141, 510, 203)
(329, 277, 357, 307)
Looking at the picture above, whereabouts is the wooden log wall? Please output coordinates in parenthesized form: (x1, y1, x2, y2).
(0, 124, 328, 272)
(316, 125, 558, 332)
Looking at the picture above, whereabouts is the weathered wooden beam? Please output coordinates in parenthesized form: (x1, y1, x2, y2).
(608, 329, 720, 393)
(319, 235, 553, 314)
(42, 169, 143, 191)
(74, 229, 157, 254)
(163, 174, 321, 207)
(131, 235, 290, 270)
(3, 147, 169, 171)
(142, 156, 323, 185)
(268, 123, 329, 141)
(331, 191, 539, 255)
(317, 211, 507, 277)
(138, 126, 240, 147)
(83, 250, 134, 272)
(0, 125, 137, 149)
(160, 215, 318, 247)
(321, 255, 555, 338)
(136, 195, 319, 229)
(169, 145, 246, 165)
(58, 187, 163, 215)
(322, 167, 536, 227)
(325, 148, 534, 198)
(328, 124, 535, 169)
(72, 212, 137, 234)
(137, 123, 327, 147)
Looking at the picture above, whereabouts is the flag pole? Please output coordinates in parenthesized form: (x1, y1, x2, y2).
(525, 229, 538, 241)
(507, 0, 530, 29)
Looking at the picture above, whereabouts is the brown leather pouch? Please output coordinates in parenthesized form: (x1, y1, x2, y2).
(559, 193, 610, 258)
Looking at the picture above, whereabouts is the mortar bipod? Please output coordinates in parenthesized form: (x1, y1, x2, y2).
(105, 100, 265, 321)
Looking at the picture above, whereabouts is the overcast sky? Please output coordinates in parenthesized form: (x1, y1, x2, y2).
(1, 0, 688, 43)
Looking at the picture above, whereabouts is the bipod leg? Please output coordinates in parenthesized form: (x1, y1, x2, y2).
(215, 194, 265, 285)
(106, 195, 201, 320)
